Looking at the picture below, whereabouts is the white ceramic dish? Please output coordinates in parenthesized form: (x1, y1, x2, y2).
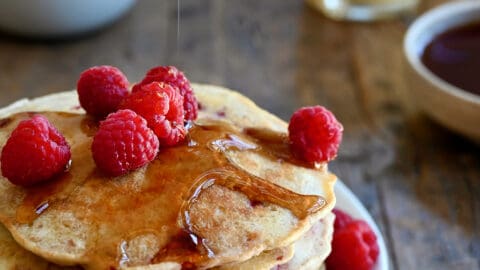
(335, 179, 390, 270)
(0, 0, 136, 37)
(404, 0, 480, 142)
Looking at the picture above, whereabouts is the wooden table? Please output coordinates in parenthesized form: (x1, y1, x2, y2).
(0, 1, 478, 269)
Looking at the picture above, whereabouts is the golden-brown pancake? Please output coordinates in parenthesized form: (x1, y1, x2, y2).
(0, 84, 336, 269)
(0, 214, 333, 270)
(275, 212, 334, 270)
(0, 223, 81, 270)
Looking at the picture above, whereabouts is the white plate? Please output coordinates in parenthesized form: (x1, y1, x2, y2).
(335, 179, 390, 270)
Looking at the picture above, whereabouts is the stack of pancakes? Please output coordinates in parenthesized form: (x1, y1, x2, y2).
(0, 84, 336, 270)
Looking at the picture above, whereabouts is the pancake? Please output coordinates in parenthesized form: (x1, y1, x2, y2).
(0, 222, 81, 270)
(275, 212, 334, 270)
(0, 84, 336, 269)
(0, 213, 333, 270)
(219, 212, 334, 270)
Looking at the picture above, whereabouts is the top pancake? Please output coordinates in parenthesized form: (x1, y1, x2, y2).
(0, 84, 336, 269)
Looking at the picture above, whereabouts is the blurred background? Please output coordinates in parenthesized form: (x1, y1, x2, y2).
(0, 0, 478, 269)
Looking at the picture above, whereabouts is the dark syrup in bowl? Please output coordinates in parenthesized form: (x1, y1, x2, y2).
(421, 21, 480, 96)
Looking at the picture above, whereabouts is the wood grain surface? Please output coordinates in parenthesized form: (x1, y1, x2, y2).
(0, 1, 478, 269)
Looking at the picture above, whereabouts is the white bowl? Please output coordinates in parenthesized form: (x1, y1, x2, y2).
(0, 0, 136, 37)
(404, 0, 480, 142)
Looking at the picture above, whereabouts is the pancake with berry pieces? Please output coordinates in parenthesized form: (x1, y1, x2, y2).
(0, 84, 336, 269)
(274, 212, 334, 270)
(0, 214, 333, 270)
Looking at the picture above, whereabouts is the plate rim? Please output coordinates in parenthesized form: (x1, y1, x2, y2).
(334, 179, 390, 270)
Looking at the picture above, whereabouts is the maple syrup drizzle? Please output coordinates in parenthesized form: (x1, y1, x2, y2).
(153, 122, 325, 267)
(16, 162, 74, 224)
(80, 116, 99, 137)
(8, 113, 92, 225)
(2, 112, 327, 269)
(0, 117, 12, 128)
(15, 173, 73, 224)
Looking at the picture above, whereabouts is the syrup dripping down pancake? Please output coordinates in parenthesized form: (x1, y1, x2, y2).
(0, 213, 334, 270)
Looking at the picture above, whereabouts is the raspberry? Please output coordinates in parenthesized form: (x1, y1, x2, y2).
(326, 220, 379, 270)
(120, 82, 186, 146)
(332, 208, 354, 231)
(288, 106, 343, 163)
(92, 110, 159, 176)
(77, 65, 130, 118)
(132, 66, 198, 121)
(1, 115, 71, 186)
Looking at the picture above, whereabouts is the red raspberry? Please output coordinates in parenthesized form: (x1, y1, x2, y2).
(1, 115, 71, 186)
(77, 65, 130, 118)
(132, 66, 198, 121)
(288, 106, 343, 163)
(120, 82, 186, 146)
(332, 208, 354, 231)
(326, 220, 379, 270)
(92, 110, 159, 176)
